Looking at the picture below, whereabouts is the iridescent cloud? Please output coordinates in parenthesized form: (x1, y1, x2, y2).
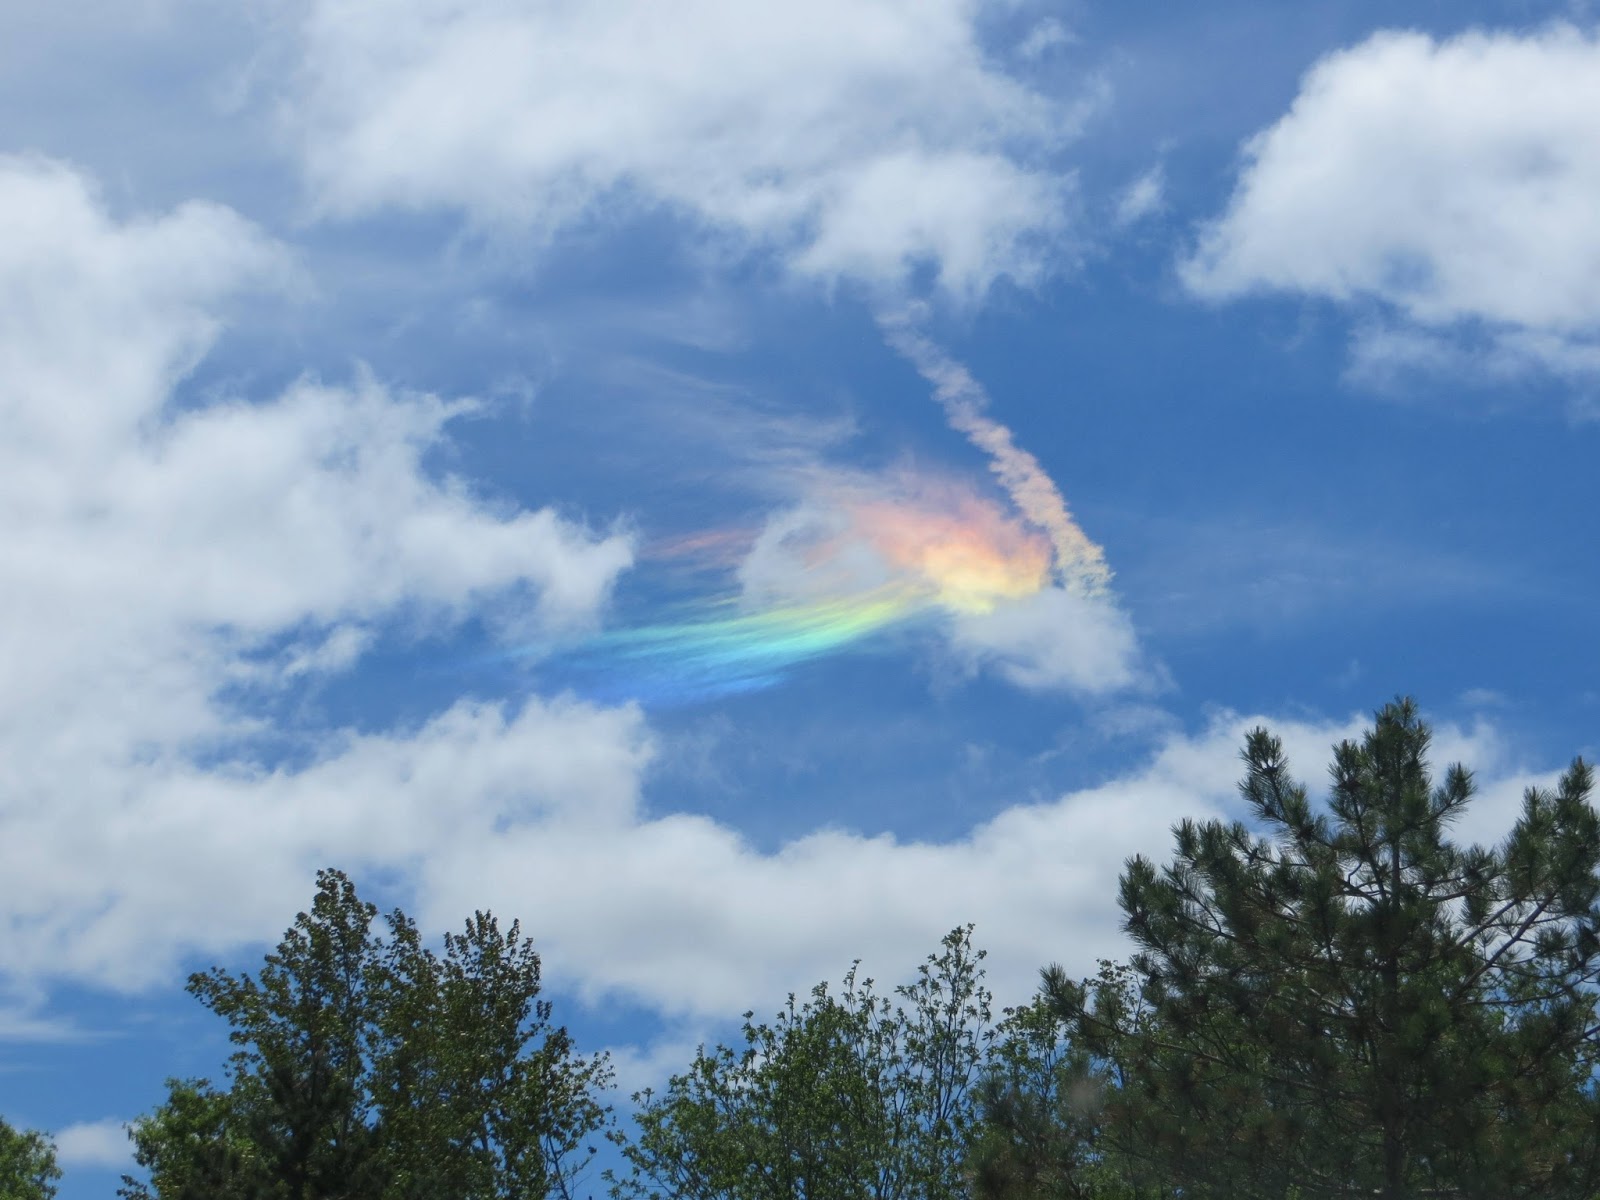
(516, 336, 1114, 703)
(880, 316, 1112, 596)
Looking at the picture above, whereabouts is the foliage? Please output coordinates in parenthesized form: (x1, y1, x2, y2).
(1044, 697, 1600, 1200)
(969, 971, 1172, 1200)
(609, 926, 992, 1200)
(121, 869, 613, 1200)
(0, 1119, 60, 1200)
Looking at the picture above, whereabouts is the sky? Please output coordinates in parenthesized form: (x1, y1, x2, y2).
(3, 0, 1600, 1192)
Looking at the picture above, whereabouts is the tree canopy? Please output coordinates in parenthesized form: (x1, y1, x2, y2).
(0, 1119, 59, 1200)
(1037, 697, 1600, 1199)
(611, 926, 993, 1200)
(121, 869, 613, 1200)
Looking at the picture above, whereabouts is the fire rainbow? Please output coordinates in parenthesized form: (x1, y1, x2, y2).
(511, 333, 1110, 704)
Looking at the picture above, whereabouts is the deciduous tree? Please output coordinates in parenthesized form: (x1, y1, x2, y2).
(610, 927, 992, 1200)
(122, 869, 612, 1200)
(0, 1118, 60, 1200)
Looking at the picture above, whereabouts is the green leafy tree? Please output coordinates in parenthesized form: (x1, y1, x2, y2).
(0, 1118, 60, 1200)
(122, 869, 613, 1200)
(1047, 698, 1600, 1200)
(610, 926, 993, 1200)
(369, 908, 614, 1200)
(116, 1080, 272, 1200)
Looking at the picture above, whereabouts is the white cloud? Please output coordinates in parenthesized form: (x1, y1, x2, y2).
(0, 150, 1558, 1113)
(0, 156, 641, 989)
(535, 706, 1545, 1097)
(0, 1006, 87, 1043)
(419, 710, 1402, 1017)
(6, 697, 652, 988)
(1424, 716, 1569, 852)
(950, 587, 1144, 693)
(1113, 164, 1165, 227)
(1183, 25, 1600, 378)
(1454, 767, 1564, 851)
(53, 1119, 131, 1171)
(288, 0, 1089, 297)
(1345, 321, 1600, 391)
(1016, 18, 1076, 62)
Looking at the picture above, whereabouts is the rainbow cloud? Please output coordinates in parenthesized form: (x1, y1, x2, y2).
(517, 336, 1118, 704)
(879, 316, 1111, 596)
(528, 471, 1097, 703)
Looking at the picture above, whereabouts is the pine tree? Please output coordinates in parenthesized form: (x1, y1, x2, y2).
(1048, 699, 1600, 1199)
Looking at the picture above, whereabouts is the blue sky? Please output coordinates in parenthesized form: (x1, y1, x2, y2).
(3, 0, 1600, 1191)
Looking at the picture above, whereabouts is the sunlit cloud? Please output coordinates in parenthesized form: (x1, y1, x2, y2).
(515, 421, 1128, 703)
(880, 317, 1113, 596)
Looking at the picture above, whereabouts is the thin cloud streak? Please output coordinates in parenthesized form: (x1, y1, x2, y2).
(880, 315, 1113, 596)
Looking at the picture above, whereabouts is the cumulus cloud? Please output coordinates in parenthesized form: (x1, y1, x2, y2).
(0, 151, 1132, 1009)
(7, 697, 652, 988)
(950, 586, 1143, 693)
(0, 156, 640, 989)
(53, 1119, 132, 1171)
(1183, 25, 1600, 379)
(431, 703, 1522, 1084)
(416, 709, 1422, 1016)
(287, 0, 1089, 297)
